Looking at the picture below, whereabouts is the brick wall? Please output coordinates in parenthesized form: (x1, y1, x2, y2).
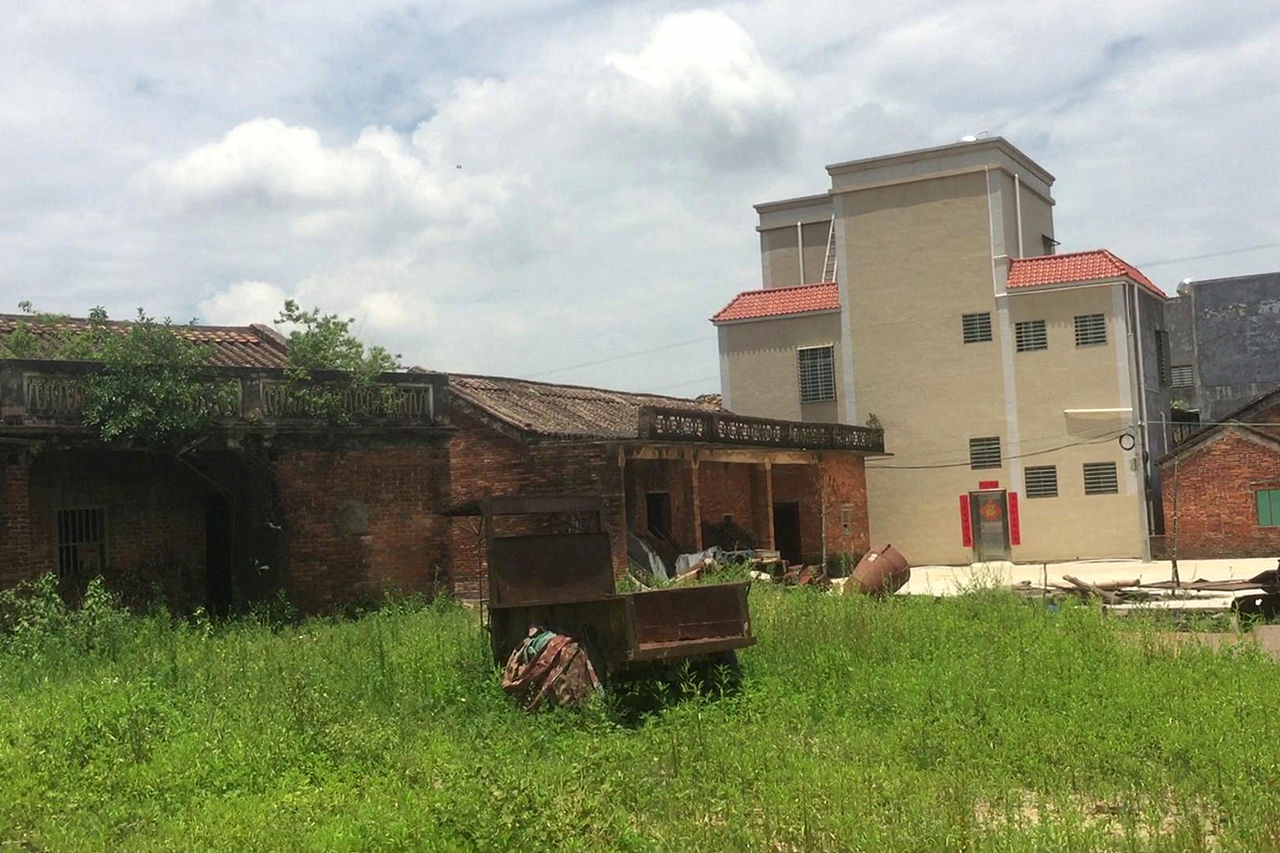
(272, 438, 450, 612)
(0, 453, 34, 585)
(448, 410, 626, 599)
(21, 450, 210, 607)
(771, 454, 870, 565)
(1159, 429, 1280, 558)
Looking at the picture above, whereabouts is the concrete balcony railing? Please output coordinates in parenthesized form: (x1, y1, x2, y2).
(1, 361, 441, 429)
(637, 406, 884, 454)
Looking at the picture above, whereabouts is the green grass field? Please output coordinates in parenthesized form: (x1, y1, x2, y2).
(2, 576, 1279, 851)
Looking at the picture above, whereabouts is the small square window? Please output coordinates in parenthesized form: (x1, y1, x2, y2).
(797, 346, 836, 404)
(1074, 314, 1107, 347)
(1170, 365, 1194, 388)
(1258, 490, 1280, 527)
(969, 437, 1001, 470)
(1024, 466, 1058, 498)
(1015, 320, 1048, 352)
(962, 312, 992, 344)
(1083, 462, 1119, 495)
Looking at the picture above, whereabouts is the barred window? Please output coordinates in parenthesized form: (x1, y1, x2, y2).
(1083, 462, 1119, 495)
(1170, 364, 1194, 388)
(962, 312, 992, 344)
(57, 508, 107, 583)
(1015, 320, 1048, 352)
(1024, 465, 1058, 498)
(1074, 313, 1107, 347)
(797, 346, 836, 404)
(969, 436, 1001, 469)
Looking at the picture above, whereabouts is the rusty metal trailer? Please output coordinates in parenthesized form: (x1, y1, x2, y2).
(446, 495, 755, 673)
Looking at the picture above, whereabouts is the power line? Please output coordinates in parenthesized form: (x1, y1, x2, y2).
(1138, 241, 1280, 270)
(867, 428, 1129, 471)
(526, 336, 712, 379)
(647, 374, 720, 394)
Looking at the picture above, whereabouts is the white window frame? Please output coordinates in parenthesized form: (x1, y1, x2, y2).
(1074, 313, 1107, 347)
(1015, 319, 1048, 353)
(1083, 462, 1119, 495)
(969, 436, 1002, 470)
(962, 312, 992, 344)
(797, 345, 836, 404)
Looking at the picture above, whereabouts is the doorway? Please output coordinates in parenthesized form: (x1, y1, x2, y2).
(645, 492, 672, 538)
(969, 490, 1010, 562)
(204, 495, 232, 616)
(772, 502, 802, 564)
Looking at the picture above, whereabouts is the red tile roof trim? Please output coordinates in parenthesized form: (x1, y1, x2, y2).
(711, 281, 840, 323)
(1007, 250, 1165, 298)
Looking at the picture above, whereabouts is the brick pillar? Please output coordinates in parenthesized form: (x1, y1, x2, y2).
(750, 461, 775, 550)
(0, 453, 33, 586)
(684, 457, 703, 553)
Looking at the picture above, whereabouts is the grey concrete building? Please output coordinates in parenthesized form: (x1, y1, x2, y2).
(1164, 272, 1280, 424)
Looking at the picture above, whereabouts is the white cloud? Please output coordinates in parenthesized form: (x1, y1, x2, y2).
(4, 1, 1280, 397)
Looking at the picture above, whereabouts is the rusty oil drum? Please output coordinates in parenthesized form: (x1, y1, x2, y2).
(849, 544, 910, 595)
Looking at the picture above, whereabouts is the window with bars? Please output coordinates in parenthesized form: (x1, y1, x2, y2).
(1024, 465, 1058, 498)
(1015, 319, 1048, 352)
(56, 508, 107, 582)
(1082, 462, 1119, 495)
(797, 346, 836, 404)
(969, 436, 1002, 469)
(962, 312, 992, 344)
(1074, 313, 1107, 347)
(1257, 489, 1280, 527)
(1170, 364, 1194, 388)
(1155, 329, 1171, 386)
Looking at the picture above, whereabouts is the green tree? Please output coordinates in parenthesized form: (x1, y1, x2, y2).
(1, 305, 238, 447)
(274, 300, 402, 423)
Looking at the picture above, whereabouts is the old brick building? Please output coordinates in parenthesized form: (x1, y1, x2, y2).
(445, 374, 881, 599)
(1159, 388, 1280, 559)
(0, 316, 883, 613)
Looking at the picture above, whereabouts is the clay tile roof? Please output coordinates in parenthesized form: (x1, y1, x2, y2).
(0, 315, 291, 368)
(1007, 250, 1165, 298)
(447, 373, 720, 439)
(711, 281, 840, 323)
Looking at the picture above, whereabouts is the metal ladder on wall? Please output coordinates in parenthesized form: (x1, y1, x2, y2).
(821, 216, 837, 283)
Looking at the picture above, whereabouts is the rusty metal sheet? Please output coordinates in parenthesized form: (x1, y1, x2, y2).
(631, 582, 752, 646)
(489, 533, 614, 605)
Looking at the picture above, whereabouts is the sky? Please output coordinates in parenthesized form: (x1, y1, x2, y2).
(3, 1, 1279, 398)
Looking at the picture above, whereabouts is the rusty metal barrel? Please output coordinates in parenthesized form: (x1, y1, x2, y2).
(849, 544, 911, 595)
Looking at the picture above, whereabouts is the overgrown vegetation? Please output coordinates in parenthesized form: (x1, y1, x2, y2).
(274, 300, 402, 423)
(0, 304, 238, 447)
(3, 579, 1280, 850)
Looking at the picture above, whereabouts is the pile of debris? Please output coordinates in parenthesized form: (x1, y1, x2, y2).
(1008, 567, 1280, 615)
(627, 533, 912, 597)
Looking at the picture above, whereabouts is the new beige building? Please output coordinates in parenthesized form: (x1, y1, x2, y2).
(713, 138, 1171, 565)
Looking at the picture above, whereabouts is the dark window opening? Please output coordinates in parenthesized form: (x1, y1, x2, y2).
(645, 492, 672, 538)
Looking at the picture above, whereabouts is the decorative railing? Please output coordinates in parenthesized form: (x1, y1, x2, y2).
(7, 367, 436, 426)
(23, 374, 84, 417)
(638, 406, 884, 453)
(259, 380, 433, 420)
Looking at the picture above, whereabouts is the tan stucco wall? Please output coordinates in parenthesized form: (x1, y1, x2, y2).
(760, 221, 832, 289)
(837, 173, 1144, 564)
(726, 142, 1153, 566)
(718, 312, 843, 423)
